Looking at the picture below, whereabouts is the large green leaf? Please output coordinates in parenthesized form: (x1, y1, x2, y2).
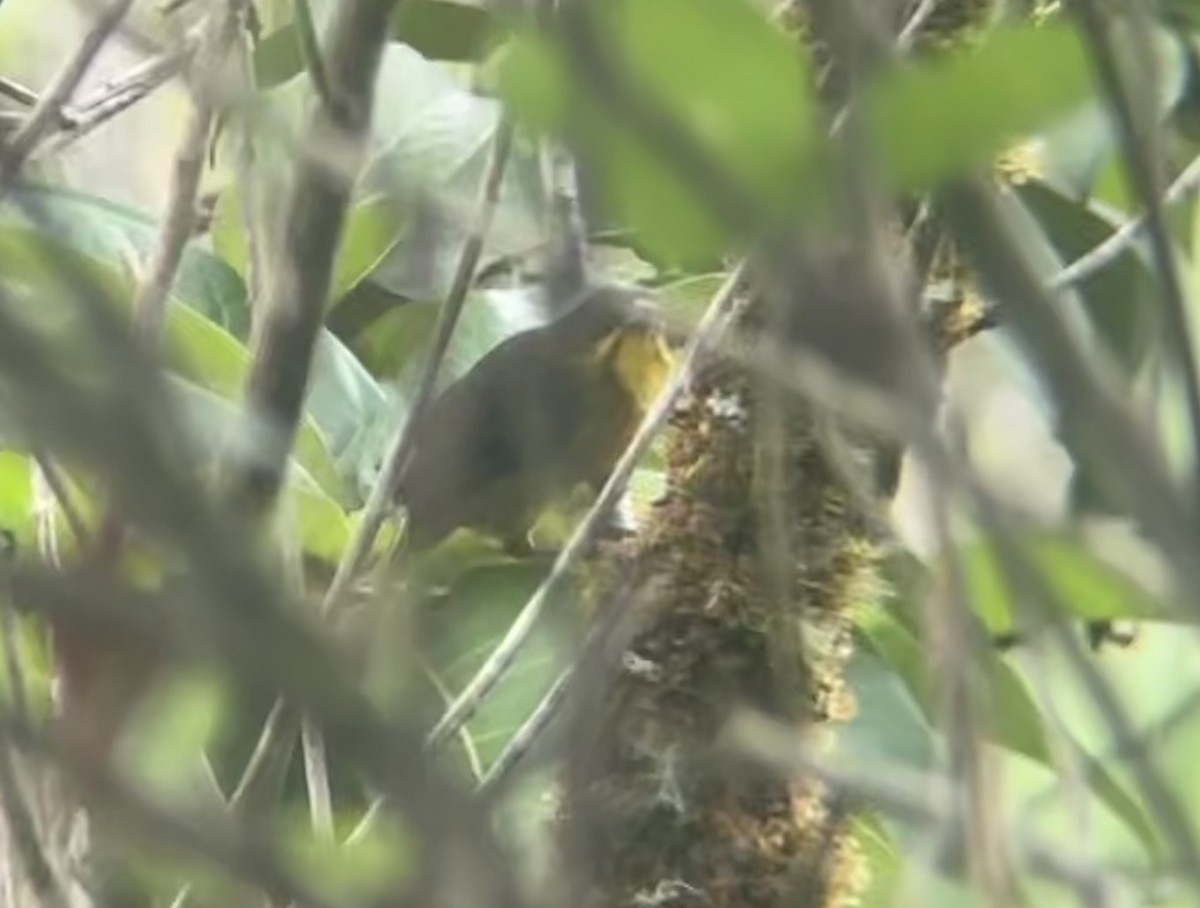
(349, 286, 547, 384)
(408, 560, 562, 771)
(253, 43, 548, 303)
(499, 0, 816, 266)
(856, 605, 1162, 862)
(255, 0, 497, 87)
(0, 222, 347, 502)
(867, 22, 1094, 192)
(957, 531, 1173, 635)
(211, 190, 409, 311)
(1, 183, 249, 336)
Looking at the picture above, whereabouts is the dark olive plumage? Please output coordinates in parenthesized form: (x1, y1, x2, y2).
(397, 288, 671, 549)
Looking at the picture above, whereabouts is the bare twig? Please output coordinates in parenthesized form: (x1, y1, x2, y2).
(0, 0, 136, 196)
(425, 262, 747, 751)
(1047, 152, 1200, 292)
(896, 0, 942, 52)
(41, 38, 196, 156)
(475, 668, 572, 797)
(131, 9, 240, 341)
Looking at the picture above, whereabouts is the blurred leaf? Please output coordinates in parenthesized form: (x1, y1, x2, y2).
(0, 451, 34, 551)
(958, 532, 1172, 635)
(119, 671, 227, 800)
(255, 0, 497, 88)
(499, 0, 816, 265)
(1, 183, 249, 336)
(305, 332, 391, 503)
(1014, 178, 1160, 371)
(362, 44, 548, 301)
(392, 0, 496, 61)
(867, 22, 1093, 191)
(1035, 21, 1186, 198)
(850, 815, 902, 908)
(170, 381, 352, 563)
(278, 809, 412, 904)
(857, 605, 1161, 861)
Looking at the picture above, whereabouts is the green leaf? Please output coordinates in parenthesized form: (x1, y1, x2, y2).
(499, 0, 817, 265)
(656, 273, 725, 325)
(415, 561, 562, 770)
(362, 44, 548, 300)
(0, 451, 34, 551)
(170, 381, 352, 563)
(850, 815, 902, 908)
(1, 183, 249, 336)
(278, 808, 412, 904)
(958, 531, 1172, 635)
(857, 605, 1161, 862)
(330, 195, 410, 303)
(118, 671, 227, 800)
(392, 0, 496, 62)
(255, 0, 497, 88)
(1014, 178, 1160, 371)
(214, 189, 409, 310)
(306, 332, 391, 502)
(866, 22, 1094, 191)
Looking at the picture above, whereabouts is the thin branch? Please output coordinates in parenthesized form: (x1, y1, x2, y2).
(895, 0, 942, 52)
(41, 37, 196, 156)
(1047, 151, 1200, 291)
(425, 262, 747, 751)
(475, 668, 571, 798)
(131, 10, 239, 342)
(0, 0, 136, 196)
(1068, 0, 1200, 494)
(293, 0, 336, 113)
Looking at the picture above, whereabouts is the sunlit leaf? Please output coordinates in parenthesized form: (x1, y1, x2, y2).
(856, 605, 1161, 861)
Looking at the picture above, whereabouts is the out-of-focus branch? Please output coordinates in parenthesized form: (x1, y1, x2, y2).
(0, 0, 136, 196)
(0, 708, 335, 908)
(224, 0, 398, 516)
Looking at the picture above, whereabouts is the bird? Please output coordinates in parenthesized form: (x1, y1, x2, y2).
(396, 284, 672, 552)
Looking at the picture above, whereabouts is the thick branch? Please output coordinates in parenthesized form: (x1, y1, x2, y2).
(226, 0, 397, 514)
